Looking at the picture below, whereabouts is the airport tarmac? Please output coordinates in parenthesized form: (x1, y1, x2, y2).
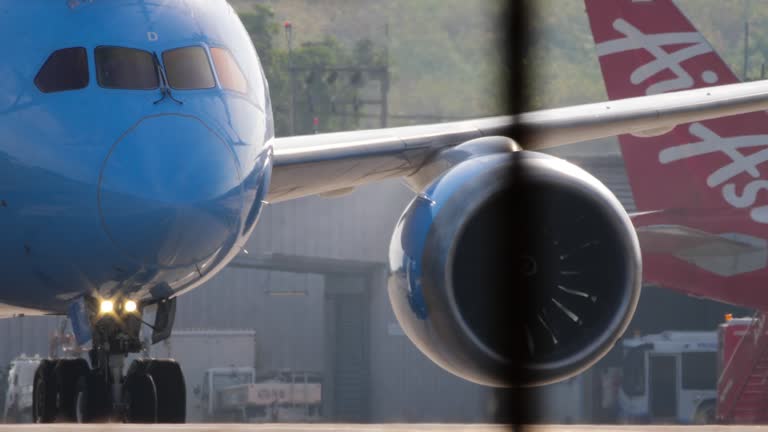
(2, 425, 768, 432)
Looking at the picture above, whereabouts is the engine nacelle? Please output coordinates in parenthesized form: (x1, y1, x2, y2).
(388, 150, 641, 387)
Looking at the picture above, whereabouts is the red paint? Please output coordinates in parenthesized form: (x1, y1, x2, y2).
(585, 0, 768, 309)
(716, 315, 768, 422)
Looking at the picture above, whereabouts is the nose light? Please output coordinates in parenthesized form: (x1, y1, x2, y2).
(124, 300, 138, 313)
(100, 300, 114, 314)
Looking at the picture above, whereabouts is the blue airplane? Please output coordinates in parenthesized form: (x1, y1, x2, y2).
(3, 0, 768, 424)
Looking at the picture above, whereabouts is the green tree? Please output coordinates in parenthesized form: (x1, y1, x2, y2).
(239, 7, 387, 135)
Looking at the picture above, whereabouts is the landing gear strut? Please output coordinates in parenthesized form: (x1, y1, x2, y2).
(32, 296, 184, 423)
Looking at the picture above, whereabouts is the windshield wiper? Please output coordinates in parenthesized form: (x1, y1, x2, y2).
(152, 52, 183, 105)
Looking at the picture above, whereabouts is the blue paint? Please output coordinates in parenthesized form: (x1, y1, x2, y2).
(389, 154, 508, 320)
(0, 1, 272, 314)
(98, 114, 243, 269)
(67, 298, 92, 345)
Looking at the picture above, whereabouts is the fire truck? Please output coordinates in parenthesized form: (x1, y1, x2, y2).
(716, 314, 768, 423)
(619, 315, 768, 424)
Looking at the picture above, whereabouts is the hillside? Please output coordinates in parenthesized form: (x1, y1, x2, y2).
(526, 0, 767, 108)
(231, 0, 509, 122)
(228, 0, 768, 118)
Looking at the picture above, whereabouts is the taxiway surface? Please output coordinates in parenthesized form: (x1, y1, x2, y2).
(1, 425, 768, 432)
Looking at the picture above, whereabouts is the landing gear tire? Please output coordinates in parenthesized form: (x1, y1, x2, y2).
(124, 361, 158, 423)
(54, 358, 89, 421)
(693, 400, 716, 425)
(32, 359, 56, 423)
(149, 360, 185, 423)
(124, 359, 185, 423)
(74, 372, 110, 423)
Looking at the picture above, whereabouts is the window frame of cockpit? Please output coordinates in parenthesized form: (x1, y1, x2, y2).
(35, 43, 256, 97)
(207, 45, 250, 96)
(94, 45, 161, 91)
(34, 47, 90, 94)
(161, 45, 217, 91)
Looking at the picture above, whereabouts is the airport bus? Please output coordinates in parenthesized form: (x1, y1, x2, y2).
(619, 331, 718, 424)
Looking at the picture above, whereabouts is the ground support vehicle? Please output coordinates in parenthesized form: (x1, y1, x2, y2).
(716, 315, 768, 423)
(200, 368, 322, 422)
(149, 329, 258, 422)
(3, 355, 42, 423)
(618, 331, 718, 423)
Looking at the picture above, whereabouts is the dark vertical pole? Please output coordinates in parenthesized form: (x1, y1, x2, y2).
(744, 21, 750, 80)
(496, 0, 531, 429)
(353, 92, 360, 129)
(380, 69, 389, 129)
(381, 24, 390, 128)
(285, 21, 296, 135)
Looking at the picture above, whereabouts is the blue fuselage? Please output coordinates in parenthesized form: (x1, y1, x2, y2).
(0, 1, 273, 315)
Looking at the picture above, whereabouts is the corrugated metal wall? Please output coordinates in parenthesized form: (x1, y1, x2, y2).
(188, 181, 489, 422)
(0, 316, 61, 367)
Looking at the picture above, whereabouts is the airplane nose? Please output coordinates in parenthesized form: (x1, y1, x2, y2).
(98, 114, 243, 269)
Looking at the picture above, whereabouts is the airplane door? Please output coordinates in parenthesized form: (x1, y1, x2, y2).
(649, 354, 678, 420)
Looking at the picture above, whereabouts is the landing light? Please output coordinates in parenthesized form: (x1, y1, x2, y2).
(124, 300, 138, 313)
(100, 300, 114, 314)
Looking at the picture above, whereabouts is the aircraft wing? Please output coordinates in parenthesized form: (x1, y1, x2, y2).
(267, 79, 768, 202)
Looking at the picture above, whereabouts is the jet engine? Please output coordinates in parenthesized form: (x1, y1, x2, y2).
(388, 148, 641, 387)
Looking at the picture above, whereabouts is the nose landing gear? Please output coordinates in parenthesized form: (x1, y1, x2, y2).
(123, 359, 185, 423)
(32, 358, 91, 422)
(73, 367, 110, 423)
(32, 296, 185, 423)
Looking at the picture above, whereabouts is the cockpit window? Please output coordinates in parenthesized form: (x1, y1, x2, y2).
(162, 46, 215, 90)
(35, 47, 89, 93)
(210, 48, 248, 94)
(95, 46, 159, 90)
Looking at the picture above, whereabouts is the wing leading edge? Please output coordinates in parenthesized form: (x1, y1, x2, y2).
(268, 79, 768, 202)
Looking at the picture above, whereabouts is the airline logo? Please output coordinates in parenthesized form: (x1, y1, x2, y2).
(586, 0, 768, 223)
(596, 18, 720, 94)
(585, 0, 768, 284)
(660, 123, 768, 225)
(593, 14, 768, 225)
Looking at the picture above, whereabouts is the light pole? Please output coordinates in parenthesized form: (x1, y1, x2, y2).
(285, 21, 296, 135)
(744, 0, 752, 80)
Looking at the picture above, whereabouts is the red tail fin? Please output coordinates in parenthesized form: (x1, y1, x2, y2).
(585, 0, 768, 308)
